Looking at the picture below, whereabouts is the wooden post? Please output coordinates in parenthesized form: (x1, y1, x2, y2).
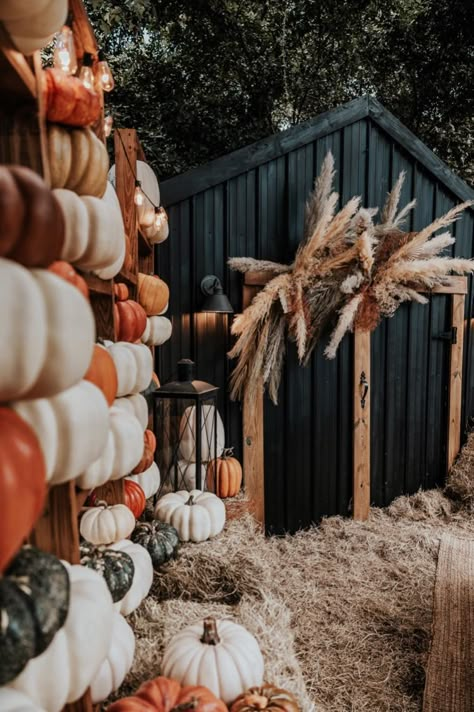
(243, 389, 265, 529)
(447, 293, 465, 470)
(353, 328, 371, 520)
(30, 482, 81, 563)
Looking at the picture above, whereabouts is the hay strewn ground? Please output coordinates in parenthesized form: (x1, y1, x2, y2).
(112, 434, 474, 711)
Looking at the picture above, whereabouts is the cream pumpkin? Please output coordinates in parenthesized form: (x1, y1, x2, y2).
(90, 612, 135, 704)
(137, 273, 170, 316)
(108, 540, 153, 616)
(126, 461, 161, 499)
(154, 489, 225, 542)
(93, 183, 126, 280)
(8, 564, 114, 711)
(48, 125, 109, 197)
(2, 0, 68, 55)
(80, 502, 136, 545)
(12, 381, 109, 485)
(141, 316, 173, 347)
(53, 189, 90, 263)
(108, 343, 153, 397)
(178, 405, 225, 463)
(0, 260, 95, 402)
(161, 617, 264, 704)
(113, 393, 148, 430)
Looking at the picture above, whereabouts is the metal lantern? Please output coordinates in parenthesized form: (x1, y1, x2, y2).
(153, 359, 223, 496)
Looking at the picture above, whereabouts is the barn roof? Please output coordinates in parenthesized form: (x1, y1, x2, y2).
(161, 95, 474, 207)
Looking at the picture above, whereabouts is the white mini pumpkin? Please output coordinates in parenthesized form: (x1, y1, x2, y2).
(8, 564, 114, 711)
(141, 316, 172, 347)
(113, 393, 148, 430)
(179, 405, 225, 462)
(108, 540, 153, 616)
(0, 260, 95, 402)
(12, 380, 109, 484)
(162, 616, 264, 704)
(108, 342, 153, 397)
(90, 612, 135, 703)
(127, 461, 161, 499)
(80, 502, 136, 545)
(154, 489, 225, 543)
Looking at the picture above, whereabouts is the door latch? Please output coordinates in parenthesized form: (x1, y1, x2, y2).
(360, 371, 369, 409)
(433, 326, 457, 344)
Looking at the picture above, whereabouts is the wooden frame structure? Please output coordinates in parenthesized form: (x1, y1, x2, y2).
(242, 271, 467, 528)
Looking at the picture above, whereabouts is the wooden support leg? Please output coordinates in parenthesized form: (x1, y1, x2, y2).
(243, 386, 265, 530)
(447, 294, 465, 471)
(353, 329, 371, 520)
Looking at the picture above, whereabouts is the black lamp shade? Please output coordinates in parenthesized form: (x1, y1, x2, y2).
(200, 275, 234, 313)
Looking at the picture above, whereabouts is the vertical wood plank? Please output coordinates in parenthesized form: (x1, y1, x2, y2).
(30, 482, 80, 564)
(448, 294, 465, 470)
(115, 128, 138, 276)
(94, 479, 125, 506)
(353, 329, 371, 520)
(243, 388, 265, 529)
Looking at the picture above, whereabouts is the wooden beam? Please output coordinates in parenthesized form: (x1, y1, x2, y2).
(114, 129, 138, 296)
(353, 329, 371, 520)
(426, 277, 468, 295)
(447, 294, 465, 471)
(242, 388, 265, 530)
(30, 482, 80, 563)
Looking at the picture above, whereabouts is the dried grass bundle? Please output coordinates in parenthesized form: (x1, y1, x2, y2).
(228, 154, 474, 403)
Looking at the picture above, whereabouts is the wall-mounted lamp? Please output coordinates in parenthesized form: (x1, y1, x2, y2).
(200, 275, 234, 313)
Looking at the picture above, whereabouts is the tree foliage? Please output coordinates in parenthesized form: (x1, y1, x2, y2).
(85, 0, 473, 185)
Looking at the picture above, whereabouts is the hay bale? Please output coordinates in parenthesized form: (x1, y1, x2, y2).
(446, 431, 474, 507)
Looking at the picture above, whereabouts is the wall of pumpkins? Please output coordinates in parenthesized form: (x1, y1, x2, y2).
(0, 2, 293, 712)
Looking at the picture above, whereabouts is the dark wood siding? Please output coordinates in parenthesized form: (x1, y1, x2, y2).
(158, 109, 474, 534)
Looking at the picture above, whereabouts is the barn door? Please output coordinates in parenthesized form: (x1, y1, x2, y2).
(353, 278, 467, 519)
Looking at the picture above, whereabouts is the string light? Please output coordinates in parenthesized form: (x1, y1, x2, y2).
(134, 180, 145, 207)
(53, 23, 77, 75)
(97, 50, 115, 92)
(154, 206, 167, 229)
(79, 52, 95, 90)
(104, 115, 113, 138)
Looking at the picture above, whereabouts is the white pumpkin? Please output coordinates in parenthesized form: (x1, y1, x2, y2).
(12, 381, 109, 484)
(80, 502, 136, 545)
(113, 393, 148, 430)
(78, 194, 122, 272)
(179, 405, 225, 462)
(0, 260, 95, 401)
(76, 428, 115, 490)
(54, 189, 90, 263)
(0, 688, 45, 711)
(141, 316, 172, 347)
(161, 617, 264, 704)
(108, 539, 153, 616)
(108, 342, 153, 397)
(8, 565, 114, 711)
(176, 459, 207, 492)
(127, 461, 161, 499)
(90, 612, 135, 703)
(93, 183, 126, 280)
(154, 489, 225, 543)
(108, 407, 144, 478)
(3, 0, 68, 55)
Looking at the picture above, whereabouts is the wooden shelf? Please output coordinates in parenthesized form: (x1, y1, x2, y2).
(118, 268, 138, 285)
(82, 273, 114, 295)
(138, 229, 153, 255)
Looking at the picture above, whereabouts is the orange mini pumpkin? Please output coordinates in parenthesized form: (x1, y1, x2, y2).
(83, 344, 118, 406)
(114, 282, 129, 302)
(107, 676, 227, 712)
(137, 273, 169, 316)
(114, 299, 147, 342)
(132, 429, 156, 475)
(207, 448, 242, 498)
(45, 69, 101, 127)
(124, 479, 146, 519)
(48, 260, 89, 300)
(230, 684, 301, 712)
(0, 408, 47, 572)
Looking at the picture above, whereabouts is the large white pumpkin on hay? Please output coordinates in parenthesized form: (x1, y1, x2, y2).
(162, 616, 264, 704)
(154, 489, 225, 542)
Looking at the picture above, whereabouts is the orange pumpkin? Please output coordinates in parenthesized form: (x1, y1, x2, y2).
(83, 344, 118, 406)
(230, 684, 301, 712)
(114, 300, 147, 342)
(45, 69, 101, 127)
(131, 429, 156, 475)
(207, 448, 242, 498)
(48, 260, 89, 300)
(0, 165, 64, 268)
(114, 282, 129, 302)
(0, 408, 47, 572)
(108, 676, 227, 712)
(138, 273, 169, 316)
(124, 479, 146, 518)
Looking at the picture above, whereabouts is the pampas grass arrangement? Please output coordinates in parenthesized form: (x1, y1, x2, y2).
(228, 153, 473, 404)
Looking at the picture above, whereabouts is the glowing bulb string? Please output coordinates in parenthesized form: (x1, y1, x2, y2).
(116, 128, 161, 211)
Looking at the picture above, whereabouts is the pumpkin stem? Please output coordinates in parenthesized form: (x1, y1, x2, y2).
(222, 447, 234, 459)
(200, 617, 220, 645)
(186, 495, 195, 506)
(244, 694, 269, 709)
(170, 699, 198, 711)
(95, 500, 109, 508)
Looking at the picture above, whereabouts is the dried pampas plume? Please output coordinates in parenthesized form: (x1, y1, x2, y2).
(228, 153, 474, 403)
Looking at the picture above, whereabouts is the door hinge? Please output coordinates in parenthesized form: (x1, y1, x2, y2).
(433, 326, 457, 344)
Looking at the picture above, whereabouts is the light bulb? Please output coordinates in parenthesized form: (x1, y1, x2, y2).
(97, 60, 115, 92)
(154, 207, 167, 229)
(79, 65, 94, 90)
(134, 181, 144, 206)
(104, 115, 113, 138)
(53, 25, 77, 75)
